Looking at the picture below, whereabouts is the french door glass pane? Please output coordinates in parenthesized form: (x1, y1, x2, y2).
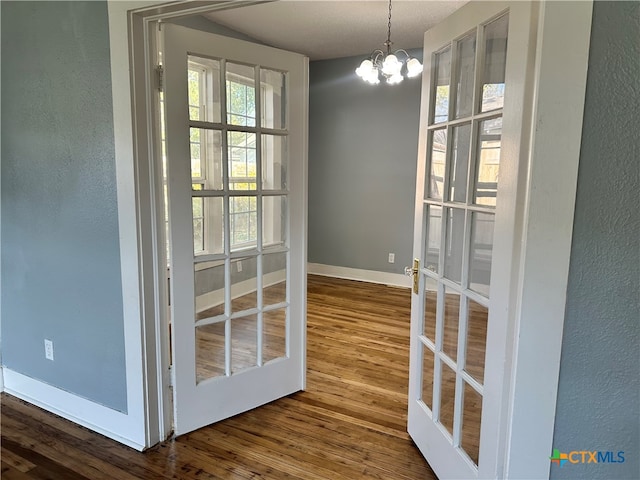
(470, 212, 495, 297)
(190, 128, 223, 189)
(465, 299, 488, 385)
(263, 308, 287, 363)
(230, 196, 257, 249)
(439, 360, 456, 436)
(428, 129, 447, 200)
(474, 117, 502, 206)
(449, 123, 472, 203)
(196, 321, 226, 382)
(263, 196, 287, 247)
(231, 314, 258, 373)
(421, 344, 435, 410)
(263, 252, 287, 306)
(260, 68, 286, 129)
(425, 205, 442, 273)
(192, 197, 204, 253)
(195, 262, 225, 321)
(423, 288, 437, 343)
(228, 131, 257, 190)
(455, 33, 477, 119)
(481, 15, 509, 112)
(261, 135, 288, 190)
(192, 196, 224, 256)
(230, 256, 258, 312)
(432, 47, 451, 124)
(444, 207, 465, 283)
(187, 55, 221, 123)
(226, 62, 256, 127)
(190, 130, 202, 178)
(442, 287, 460, 361)
(462, 381, 482, 465)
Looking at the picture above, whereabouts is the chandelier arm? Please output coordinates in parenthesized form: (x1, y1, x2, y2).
(372, 50, 386, 66)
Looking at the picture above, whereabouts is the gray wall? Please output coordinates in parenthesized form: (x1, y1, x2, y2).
(1, 1, 127, 412)
(308, 52, 422, 275)
(551, 2, 640, 479)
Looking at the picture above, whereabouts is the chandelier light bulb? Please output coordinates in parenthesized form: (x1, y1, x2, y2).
(382, 54, 401, 76)
(365, 68, 380, 84)
(387, 73, 404, 85)
(406, 57, 424, 78)
(355, 59, 374, 78)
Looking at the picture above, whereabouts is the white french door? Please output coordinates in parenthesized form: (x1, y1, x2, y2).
(407, 2, 537, 478)
(163, 24, 308, 436)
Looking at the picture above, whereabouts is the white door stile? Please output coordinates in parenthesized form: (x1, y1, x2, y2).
(479, 3, 540, 477)
(408, 2, 539, 479)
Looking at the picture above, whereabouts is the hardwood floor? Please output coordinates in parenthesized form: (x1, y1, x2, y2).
(1, 275, 437, 479)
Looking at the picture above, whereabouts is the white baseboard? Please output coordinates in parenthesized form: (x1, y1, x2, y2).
(2, 368, 145, 451)
(0, 366, 4, 392)
(307, 263, 412, 289)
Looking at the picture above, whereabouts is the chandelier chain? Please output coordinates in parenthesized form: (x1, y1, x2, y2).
(386, 0, 393, 51)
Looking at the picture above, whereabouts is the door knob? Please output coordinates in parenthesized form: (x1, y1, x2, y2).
(405, 259, 420, 294)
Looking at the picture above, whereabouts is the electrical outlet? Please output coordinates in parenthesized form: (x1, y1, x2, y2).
(237, 260, 243, 272)
(44, 339, 54, 361)
(388, 253, 395, 264)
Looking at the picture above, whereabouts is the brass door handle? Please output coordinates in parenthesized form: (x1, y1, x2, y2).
(404, 259, 420, 294)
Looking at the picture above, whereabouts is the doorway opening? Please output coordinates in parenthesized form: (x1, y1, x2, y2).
(121, 1, 596, 476)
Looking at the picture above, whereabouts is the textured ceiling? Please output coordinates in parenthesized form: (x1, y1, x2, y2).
(204, 1, 468, 60)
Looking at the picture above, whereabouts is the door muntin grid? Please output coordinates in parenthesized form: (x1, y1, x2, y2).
(185, 54, 291, 384)
(418, 12, 508, 468)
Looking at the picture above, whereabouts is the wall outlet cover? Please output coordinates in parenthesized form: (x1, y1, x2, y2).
(44, 339, 54, 361)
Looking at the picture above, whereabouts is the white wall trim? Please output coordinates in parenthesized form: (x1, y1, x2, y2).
(0, 366, 4, 392)
(107, 0, 166, 450)
(308, 263, 411, 289)
(3, 369, 145, 451)
(504, 2, 594, 478)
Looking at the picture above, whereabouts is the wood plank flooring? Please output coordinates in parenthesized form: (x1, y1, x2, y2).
(1, 275, 437, 479)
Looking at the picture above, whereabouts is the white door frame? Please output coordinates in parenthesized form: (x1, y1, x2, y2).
(106, 0, 276, 448)
(502, 2, 593, 477)
(106, 3, 592, 477)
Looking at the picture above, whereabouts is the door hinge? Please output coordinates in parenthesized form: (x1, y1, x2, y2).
(167, 365, 174, 387)
(156, 65, 164, 92)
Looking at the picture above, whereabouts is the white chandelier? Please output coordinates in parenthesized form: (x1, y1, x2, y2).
(355, 0, 423, 85)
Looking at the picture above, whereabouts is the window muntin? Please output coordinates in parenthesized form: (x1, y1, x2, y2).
(183, 60, 286, 255)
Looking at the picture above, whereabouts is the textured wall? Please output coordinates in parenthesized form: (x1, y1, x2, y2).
(551, 2, 640, 479)
(308, 53, 422, 274)
(1, 1, 127, 412)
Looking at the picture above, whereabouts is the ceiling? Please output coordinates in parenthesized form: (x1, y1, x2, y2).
(204, 1, 468, 61)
